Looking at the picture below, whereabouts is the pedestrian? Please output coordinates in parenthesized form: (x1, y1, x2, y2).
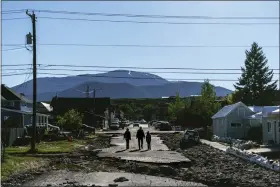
(123, 128, 131, 150)
(136, 127, 145, 150)
(146, 131, 151, 150)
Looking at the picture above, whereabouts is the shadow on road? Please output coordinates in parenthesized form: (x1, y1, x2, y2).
(129, 149, 139, 152)
(140, 150, 149, 152)
(115, 149, 127, 153)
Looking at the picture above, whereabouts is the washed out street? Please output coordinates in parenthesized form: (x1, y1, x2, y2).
(2, 1, 279, 187)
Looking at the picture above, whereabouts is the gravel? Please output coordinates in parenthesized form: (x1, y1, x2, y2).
(158, 133, 280, 187)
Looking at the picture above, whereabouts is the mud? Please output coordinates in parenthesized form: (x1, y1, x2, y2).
(158, 133, 280, 187)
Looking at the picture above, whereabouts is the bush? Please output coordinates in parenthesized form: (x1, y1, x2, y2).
(56, 109, 83, 131)
(247, 126, 262, 144)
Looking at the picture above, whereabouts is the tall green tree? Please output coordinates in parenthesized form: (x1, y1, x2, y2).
(199, 80, 221, 125)
(233, 42, 277, 105)
(168, 92, 185, 121)
(143, 104, 156, 121)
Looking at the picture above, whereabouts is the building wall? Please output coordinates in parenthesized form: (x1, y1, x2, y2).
(225, 105, 253, 139)
(262, 116, 280, 144)
(212, 118, 227, 137)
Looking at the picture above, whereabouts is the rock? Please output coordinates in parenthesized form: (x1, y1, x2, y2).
(113, 177, 129, 182)
(159, 165, 178, 176)
(108, 184, 118, 187)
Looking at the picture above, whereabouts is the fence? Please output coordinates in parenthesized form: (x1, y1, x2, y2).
(1, 128, 25, 146)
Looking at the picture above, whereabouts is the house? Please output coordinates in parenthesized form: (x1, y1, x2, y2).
(1, 84, 50, 146)
(211, 102, 255, 139)
(261, 106, 280, 144)
(1, 84, 50, 127)
(50, 96, 111, 128)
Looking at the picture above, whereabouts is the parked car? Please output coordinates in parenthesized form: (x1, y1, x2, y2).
(133, 123, 140, 127)
(180, 130, 200, 148)
(158, 122, 172, 131)
(110, 121, 120, 130)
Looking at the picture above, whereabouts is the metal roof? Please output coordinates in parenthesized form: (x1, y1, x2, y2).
(212, 102, 245, 119)
(248, 106, 264, 113)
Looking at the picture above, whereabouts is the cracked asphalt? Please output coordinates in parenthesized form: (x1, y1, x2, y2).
(97, 125, 190, 164)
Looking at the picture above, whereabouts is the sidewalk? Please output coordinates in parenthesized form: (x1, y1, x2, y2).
(200, 139, 228, 152)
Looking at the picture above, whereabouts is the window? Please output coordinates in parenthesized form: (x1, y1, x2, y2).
(8, 101, 14, 107)
(267, 122, 271, 133)
(278, 121, 280, 132)
(231, 123, 242, 128)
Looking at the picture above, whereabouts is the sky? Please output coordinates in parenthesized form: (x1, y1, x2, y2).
(2, 1, 279, 90)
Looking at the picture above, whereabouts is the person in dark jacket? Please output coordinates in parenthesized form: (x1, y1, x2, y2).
(123, 128, 131, 150)
(146, 131, 151, 150)
(136, 127, 145, 150)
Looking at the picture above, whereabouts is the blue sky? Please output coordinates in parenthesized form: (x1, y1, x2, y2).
(2, 1, 279, 90)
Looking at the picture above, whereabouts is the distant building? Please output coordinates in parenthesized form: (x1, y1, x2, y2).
(50, 96, 111, 128)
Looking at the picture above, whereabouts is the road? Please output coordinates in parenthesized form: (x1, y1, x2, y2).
(97, 124, 190, 164)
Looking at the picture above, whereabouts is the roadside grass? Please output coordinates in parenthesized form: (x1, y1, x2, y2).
(1, 154, 47, 181)
(5, 138, 92, 154)
(1, 134, 98, 181)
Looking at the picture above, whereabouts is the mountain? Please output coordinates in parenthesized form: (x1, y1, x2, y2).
(12, 70, 168, 95)
(11, 70, 233, 101)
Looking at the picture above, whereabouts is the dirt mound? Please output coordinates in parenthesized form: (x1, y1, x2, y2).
(158, 133, 280, 187)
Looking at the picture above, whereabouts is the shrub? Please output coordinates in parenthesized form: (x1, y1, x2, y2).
(56, 109, 83, 131)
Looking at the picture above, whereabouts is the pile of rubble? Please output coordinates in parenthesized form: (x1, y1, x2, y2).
(226, 147, 280, 172)
(212, 135, 260, 150)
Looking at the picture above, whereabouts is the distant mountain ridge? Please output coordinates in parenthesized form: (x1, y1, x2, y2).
(11, 70, 233, 101)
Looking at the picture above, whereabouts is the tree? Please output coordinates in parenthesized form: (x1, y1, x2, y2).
(168, 92, 185, 121)
(143, 104, 156, 121)
(199, 80, 221, 125)
(56, 109, 83, 130)
(233, 42, 278, 105)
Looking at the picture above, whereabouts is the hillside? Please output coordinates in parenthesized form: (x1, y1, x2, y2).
(11, 70, 233, 101)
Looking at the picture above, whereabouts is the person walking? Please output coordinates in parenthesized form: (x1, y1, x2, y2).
(123, 128, 131, 150)
(136, 127, 145, 150)
(146, 131, 151, 150)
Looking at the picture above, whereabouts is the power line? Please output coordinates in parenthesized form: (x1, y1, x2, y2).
(2, 68, 279, 75)
(41, 64, 280, 71)
(2, 17, 29, 21)
(37, 16, 278, 25)
(2, 43, 279, 48)
(2, 64, 279, 71)
(1, 47, 26, 51)
(1, 72, 278, 82)
(7, 9, 279, 20)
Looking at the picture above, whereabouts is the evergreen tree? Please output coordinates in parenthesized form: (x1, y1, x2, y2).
(233, 42, 277, 105)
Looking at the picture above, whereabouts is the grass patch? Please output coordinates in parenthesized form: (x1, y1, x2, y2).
(1, 154, 47, 181)
(5, 139, 86, 154)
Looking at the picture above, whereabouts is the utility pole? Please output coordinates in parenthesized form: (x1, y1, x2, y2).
(26, 10, 37, 152)
(92, 88, 102, 127)
(85, 85, 90, 98)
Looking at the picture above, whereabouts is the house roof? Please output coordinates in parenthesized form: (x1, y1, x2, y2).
(248, 106, 263, 113)
(271, 109, 280, 114)
(40, 102, 53, 112)
(262, 106, 280, 117)
(246, 111, 263, 119)
(1, 84, 32, 103)
(212, 102, 246, 119)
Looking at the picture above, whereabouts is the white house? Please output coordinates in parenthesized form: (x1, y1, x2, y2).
(262, 107, 280, 144)
(212, 102, 254, 139)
